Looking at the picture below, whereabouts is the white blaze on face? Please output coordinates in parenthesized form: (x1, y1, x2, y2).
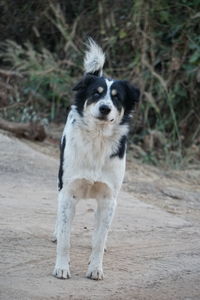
(90, 79, 120, 122)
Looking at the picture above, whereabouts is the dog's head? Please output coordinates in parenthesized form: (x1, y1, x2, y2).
(72, 39, 140, 125)
(73, 75, 140, 125)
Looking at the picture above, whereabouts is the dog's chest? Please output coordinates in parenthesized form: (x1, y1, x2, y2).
(62, 109, 126, 193)
(70, 125, 114, 172)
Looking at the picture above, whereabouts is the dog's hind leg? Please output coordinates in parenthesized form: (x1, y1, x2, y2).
(53, 190, 76, 279)
(87, 197, 116, 280)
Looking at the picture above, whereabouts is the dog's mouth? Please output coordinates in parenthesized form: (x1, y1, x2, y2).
(96, 116, 114, 123)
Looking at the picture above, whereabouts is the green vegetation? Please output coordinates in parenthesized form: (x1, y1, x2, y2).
(0, 0, 199, 166)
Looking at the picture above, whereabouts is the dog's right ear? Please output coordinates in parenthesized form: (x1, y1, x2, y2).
(73, 74, 96, 91)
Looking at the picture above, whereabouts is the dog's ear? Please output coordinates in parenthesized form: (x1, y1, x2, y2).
(73, 74, 96, 91)
(122, 81, 140, 104)
(119, 80, 140, 116)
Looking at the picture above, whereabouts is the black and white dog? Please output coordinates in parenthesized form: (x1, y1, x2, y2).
(53, 39, 140, 280)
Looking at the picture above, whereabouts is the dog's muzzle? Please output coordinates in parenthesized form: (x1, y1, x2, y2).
(99, 104, 111, 116)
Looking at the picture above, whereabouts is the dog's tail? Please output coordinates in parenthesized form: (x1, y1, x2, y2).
(84, 38, 105, 76)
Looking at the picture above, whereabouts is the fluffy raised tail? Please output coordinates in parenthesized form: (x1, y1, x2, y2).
(84, 38, 105, 76)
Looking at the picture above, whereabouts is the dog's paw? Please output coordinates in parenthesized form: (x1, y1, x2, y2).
(86, 265, 104, 280)
(53, 265, 71, 279)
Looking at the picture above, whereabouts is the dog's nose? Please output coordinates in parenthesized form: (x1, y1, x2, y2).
(99, 105, 111, 115)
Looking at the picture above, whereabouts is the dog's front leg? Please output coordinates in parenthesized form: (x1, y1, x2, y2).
(87, 197, 116, 280)
(53, 190, 76, 279)
(52, 216, 58, 243)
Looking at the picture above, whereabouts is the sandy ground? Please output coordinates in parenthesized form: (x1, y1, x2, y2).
(0, 132, 200, 300)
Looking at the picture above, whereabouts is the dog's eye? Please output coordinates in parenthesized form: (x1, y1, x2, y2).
(93, 92, 100, 97)
(113, 94, 119, 100)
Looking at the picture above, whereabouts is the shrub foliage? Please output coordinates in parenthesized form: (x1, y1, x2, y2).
(0, 0, 199, 165)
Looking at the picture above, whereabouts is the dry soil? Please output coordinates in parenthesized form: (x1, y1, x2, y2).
(0, 133, 200, 300)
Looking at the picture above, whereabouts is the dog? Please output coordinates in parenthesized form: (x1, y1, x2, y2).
(53, 38, 140, 280)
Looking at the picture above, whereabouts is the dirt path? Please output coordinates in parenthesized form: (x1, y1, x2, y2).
(0, 133, 200, 300)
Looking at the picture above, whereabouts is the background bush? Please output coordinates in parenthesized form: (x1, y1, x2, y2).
(0, 0, 200, 166)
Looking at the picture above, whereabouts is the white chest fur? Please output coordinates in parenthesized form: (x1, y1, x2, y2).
(61, 107, 127, 197)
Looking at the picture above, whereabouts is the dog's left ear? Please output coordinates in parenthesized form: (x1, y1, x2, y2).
(73, 74, 96, 91)
(72, 79, 84, 91)
(122, 81, 140, 104)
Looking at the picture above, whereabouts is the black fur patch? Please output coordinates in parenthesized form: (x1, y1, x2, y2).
(109, 81, 126, 113)
(110, 135, 127, 159)
(73, 75, 107, 115)
(111, 80, 140, 124)
(58, 136, 66, 191)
